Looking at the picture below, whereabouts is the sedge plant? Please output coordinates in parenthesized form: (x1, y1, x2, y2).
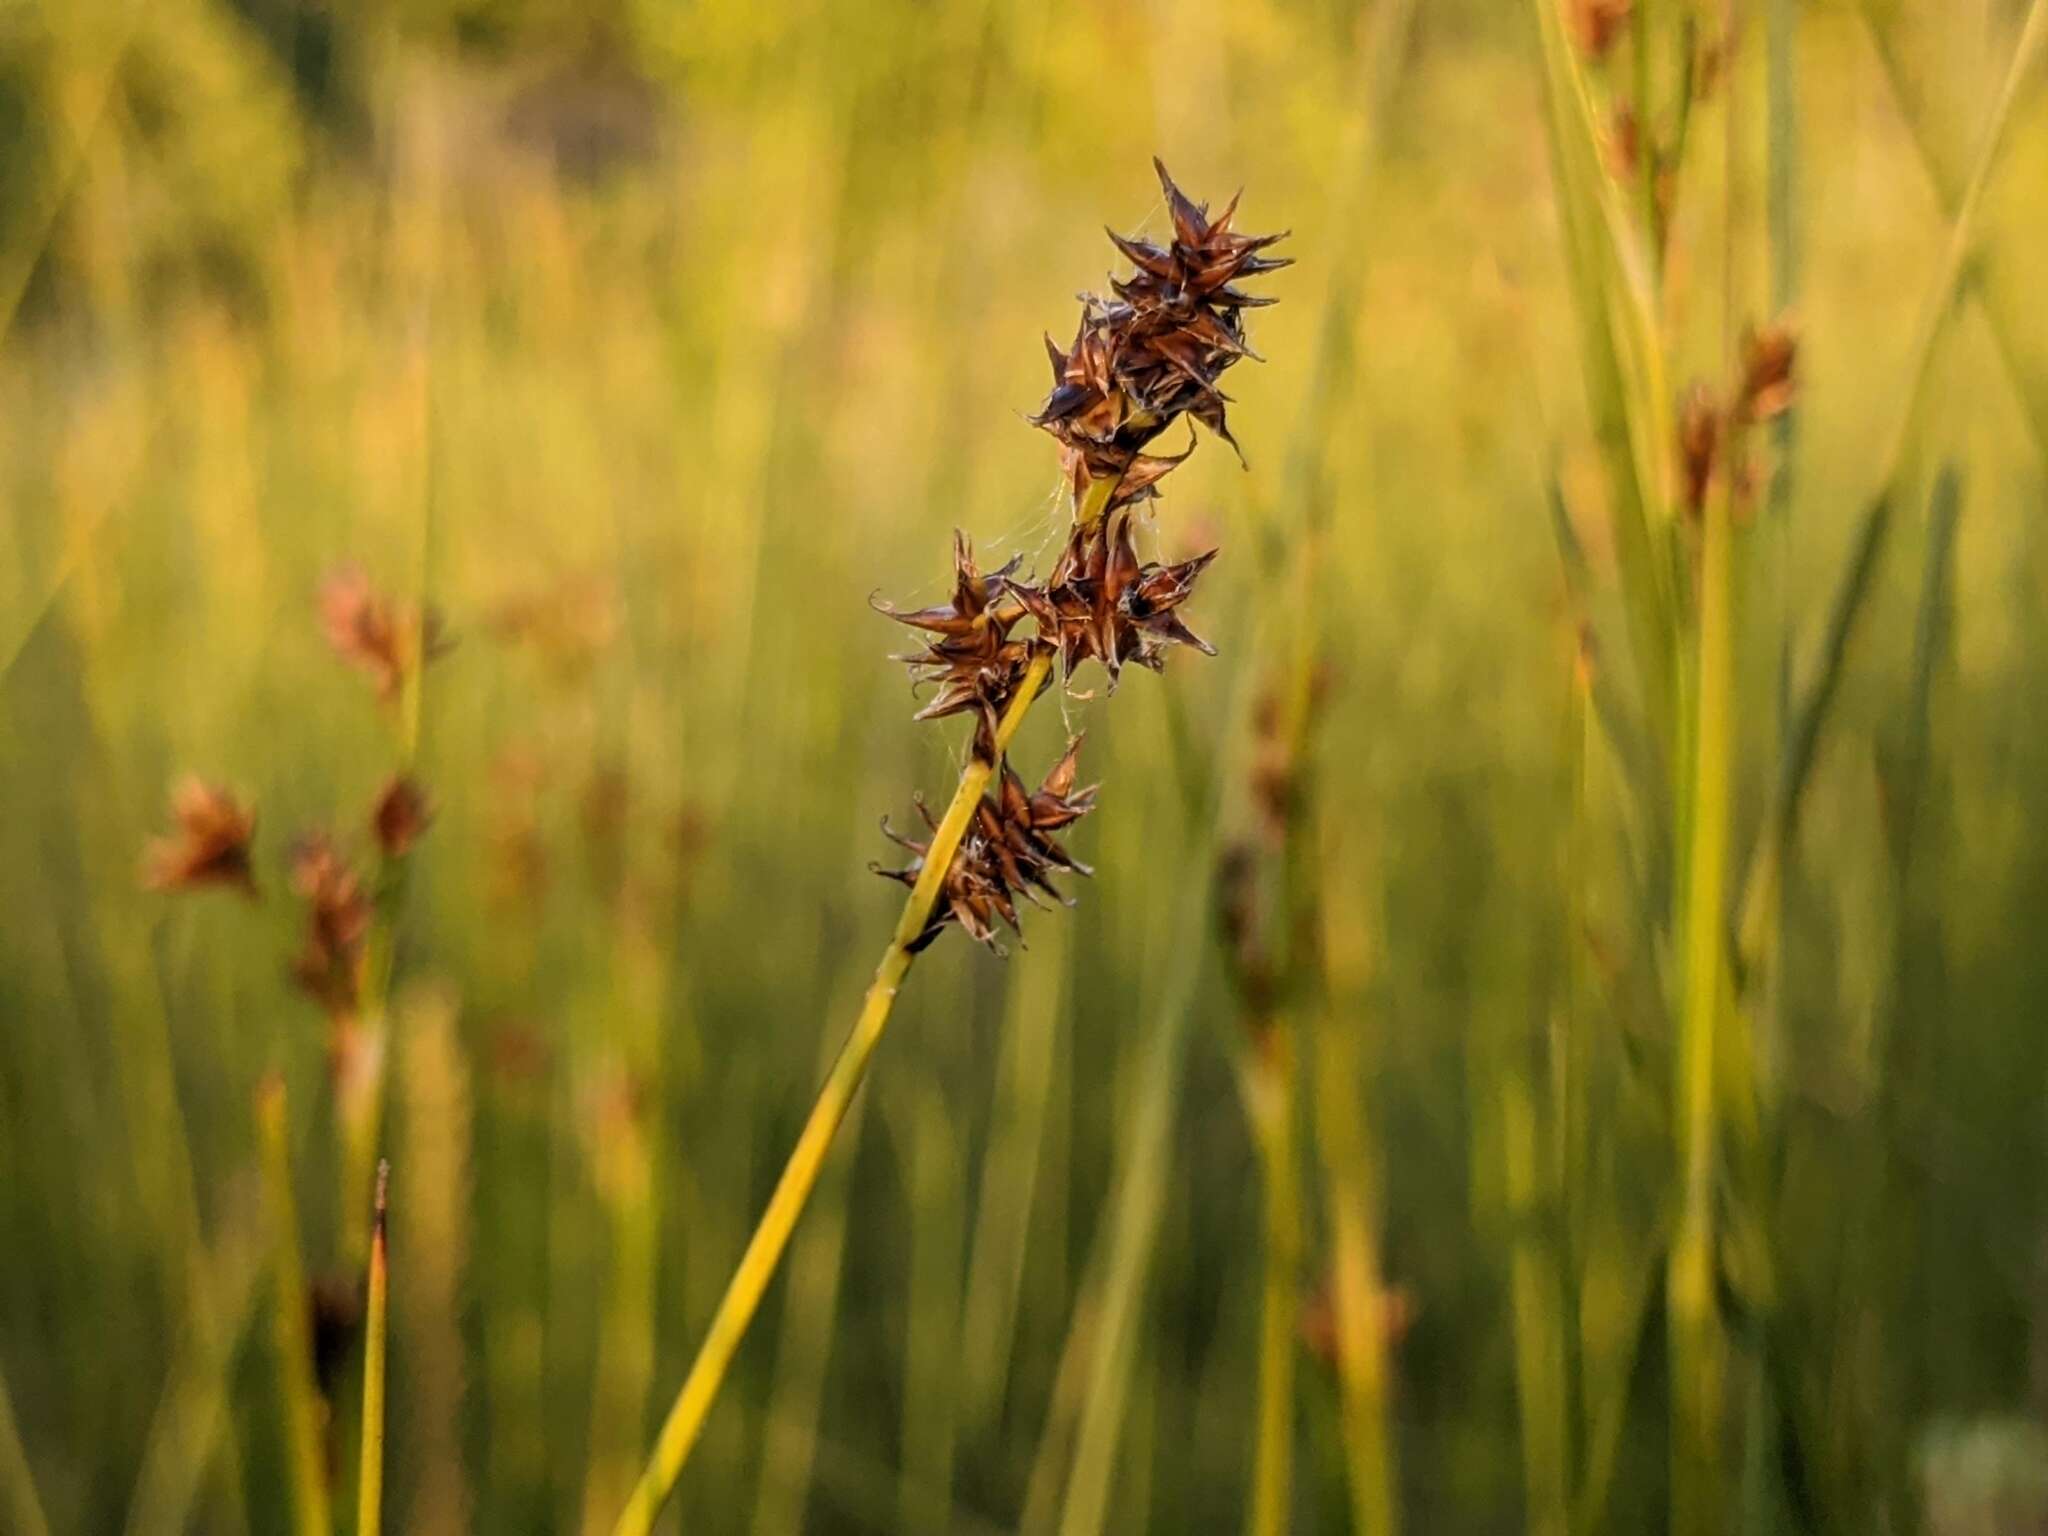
(610, 160, 1290, 1536)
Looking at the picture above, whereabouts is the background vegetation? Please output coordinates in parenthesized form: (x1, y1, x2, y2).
(2, 0, 2046, 1531)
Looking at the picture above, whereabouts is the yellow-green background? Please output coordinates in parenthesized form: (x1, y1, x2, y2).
(2, 0, 2046, 1531)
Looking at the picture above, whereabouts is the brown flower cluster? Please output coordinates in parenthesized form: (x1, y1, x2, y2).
(321, 564, 451, 704)
(143, 778, 258, 896)
(289, 833, 373, 1021)
(1677, 316, 1799, 519)
(875, 737, 1097, 953)
(1570, 0, 1632, 60)
(1033, 158, 1288, 498)
(873, 533, 1041, 723)
(146, 568, 444, 1036)
(872, 162, 1284, 954)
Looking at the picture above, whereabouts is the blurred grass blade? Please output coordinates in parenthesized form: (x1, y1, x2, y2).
(1545, 473, 1657, 811)
(1885, 466, 1964, 871)
(959, 920, 1069, 1435)
(256, 1075, 333, 1536)
(358, 1162, 390, 1536)
(0, 1363, 51, 1536)
(1528, 0, 1678, 761)
(123, 1192, 264, 1536)
(749, 973, 871, 1536)
(1856, 0, 2048, 458)
(1737, 0, 2048, 970)
(396, 988, 473, 1533)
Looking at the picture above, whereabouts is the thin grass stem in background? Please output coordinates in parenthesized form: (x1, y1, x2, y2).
(1736, 0, 2048, 974)
(1247, 1024, 1302, 1536)
(0, 1363, 51, 1536)
(256, 1075, 334, 1536)
(357, 1162, 389, 1536)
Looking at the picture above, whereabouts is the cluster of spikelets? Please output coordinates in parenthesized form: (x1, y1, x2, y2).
(143, 566, 443, 1030)
(869, 159, 1287, 953)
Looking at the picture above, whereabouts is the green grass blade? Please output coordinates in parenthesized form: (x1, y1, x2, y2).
(357, 1163, 389, 1536)
(1737, 0, 2048, 969)
(0, 1362, 51, 1536)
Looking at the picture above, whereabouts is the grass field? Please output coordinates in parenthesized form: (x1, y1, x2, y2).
(3, 1, 2048, 1531)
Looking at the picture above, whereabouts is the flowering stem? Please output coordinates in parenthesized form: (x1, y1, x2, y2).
(610, 479, 1112, 1534)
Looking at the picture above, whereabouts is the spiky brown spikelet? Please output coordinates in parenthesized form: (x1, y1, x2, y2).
(874, 737, 1098, 954)
(1033, 158, 1289, 500)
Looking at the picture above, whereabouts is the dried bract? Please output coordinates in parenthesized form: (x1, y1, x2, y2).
(143, 777, 258, 896)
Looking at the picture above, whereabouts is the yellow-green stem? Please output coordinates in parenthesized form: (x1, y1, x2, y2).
(256, 1077, 333, 1536)
(1247, 1034, 1301, 1536)
(358, 1163, 389, 1536)
(609, 514, 1087, 1534)
(1317, 1045, 1397, 1536)
(1671, 483, 1733, 1535)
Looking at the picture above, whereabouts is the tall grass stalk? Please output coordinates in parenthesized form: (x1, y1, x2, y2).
(1247, 1027, 1302, 1536)
(1670, 462, 1736, 1536)
(357, 1161, 389, 1536)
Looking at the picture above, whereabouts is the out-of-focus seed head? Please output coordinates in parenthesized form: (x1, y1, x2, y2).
(320, 564, 451, 704)
(1606, 104, 1641, 179)
(289, 832, 373, 1021)
(1570, 0, 1632, 60)
(1677, 384, 1722, 519)
(1032, 159, 1288, 500)
(143, 777, 258, 896)
(309, 1271, 364, 1399)
(1736, 318, 1798, 424)
(371, 774, 434, 860)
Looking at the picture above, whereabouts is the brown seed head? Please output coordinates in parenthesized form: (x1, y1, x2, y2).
(1736, 318, 1798, 424)
(1011, 512, 1217, 688)
(1570, 0, 1632, 59)
(1032, 159, 1288, 500)
(875, 737, 1098, 954)
(320, 565, 450, 704)
(1677, 384, 1722, 519)
(1606, 104, 1641, 179)
(289, 832, 373, 1020)
(143, 777, 258, 896)
(371, 774, 434, 860)
(874, 531, 1044, 725)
